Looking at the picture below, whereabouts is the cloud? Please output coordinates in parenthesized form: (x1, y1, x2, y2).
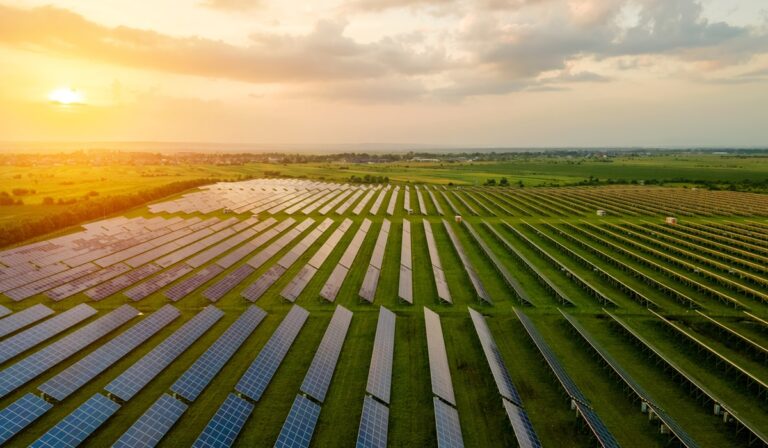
(344, 0, 456, 13)
(0, 5, 451, 84)
(199, 0, 263, 11)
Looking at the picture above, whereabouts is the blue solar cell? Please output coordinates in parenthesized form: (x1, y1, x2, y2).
(0, 393, 53, 445)
(433, 397, 464, 448)
(113, 394, 188, 448)
(171, 306, 267, 402)
(39, 304, 180, 401)
(468, 308, 521, 405)
(105, 306, 223, 402)
(192, 393, 254, 448)
(573, 400, 621, 448)
(300, 306, 353, 403)
(424, 308, 456, 406)
(30, 393, 120, 448)
(0, 305, 138, 399)
(502, 400, 542, 448)
(236, 305, 309, 401)
(274, 394, 322, 448)
(355, 395, 389, 448)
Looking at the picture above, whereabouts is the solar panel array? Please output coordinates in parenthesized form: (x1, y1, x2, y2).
(85, 263, 162, 301)
(172, 306, 267, 402)
(202, 264, 254, 302)
(369, 187, 389, 215)
(398, 220, 413, 304)
(356, 395, 390, 448)
(433, 397, 464, 448)
(39, 304, 180, 402)
(0, 303, 96, 364)
(274, 394, 322, 448)
(469, 308, 542, 448)
(124, 263, 194, 301)
(215, 218, 279, 268)
(359, 219, 391, 302)
(442, 220, 492, 304)
(423, 220, 452, 303)
(192, 393, 254, 448)
(353, 188, 377, 215)
(320, 219, 371, 302)
(515, 309, 620, 448)
(365, 306, 396, 404)
(300, 305, 353, 402)
(427, 187, 444, 215)
(246, 218, 315, 270)
(403, 186, 411, 213)
(0, 303, 54, 338)
(0, 393, 53, 445)
(0, 304, 138, 399)
(30, 393, 120, 448)
(105, 305, 224, 402)
(356, 306, 396, 448)
(236, 305, 310, 401)
(164, 264, 225, 301)
(113, 393, 188, 448)
(386, 187, 399, 216)
(424, 307, 456, 405)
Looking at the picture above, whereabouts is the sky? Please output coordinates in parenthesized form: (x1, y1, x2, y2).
(0, 0, 767, 148)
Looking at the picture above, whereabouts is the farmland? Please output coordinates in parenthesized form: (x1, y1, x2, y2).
(0, 172, 767, 447)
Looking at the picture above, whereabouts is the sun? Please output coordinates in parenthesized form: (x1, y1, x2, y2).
(48, 87, 85, 105)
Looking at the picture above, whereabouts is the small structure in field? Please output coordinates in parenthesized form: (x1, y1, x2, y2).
(665, 216, 678, 225)
(596, 210, 607, 217)
(455, 215, 462, 223)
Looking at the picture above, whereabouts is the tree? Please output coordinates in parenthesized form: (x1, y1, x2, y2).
(499, 177, 509, 186)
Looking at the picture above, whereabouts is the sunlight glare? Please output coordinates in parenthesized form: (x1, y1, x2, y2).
(49, 87, 84, 105)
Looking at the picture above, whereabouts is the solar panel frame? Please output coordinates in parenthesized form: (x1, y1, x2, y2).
(300, 306, 353, 403)
(171, 306, 267, 402)
(236, 305, 309, 401)
(112, 393, 188, 448)
(274, 394, 322, 448)
(192, 393, 254, 448)
(39, 304, 180, 402)
(0, 393, 53, 445)
(105, 306, 223, 402)
(30, 393, 120, 448)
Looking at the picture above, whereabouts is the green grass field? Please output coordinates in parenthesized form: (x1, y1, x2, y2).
(0, 166, 767, 447)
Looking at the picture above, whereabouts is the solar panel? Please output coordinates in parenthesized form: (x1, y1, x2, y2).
(0, 305, 138, 399)
(171, 306, 267, 402)
(39, 304, 180, 401)
(502, 400, 542, 448)
(30, 393, 120, 448)
(241, 265, 286, 302)
(366, 307, 396, 404)
(0, 303, 97, 364)
(468, 308, 521, 405)
(0, 303, 54, 338)
(398, 265, 413, 304)
(124, 264, 193, 301)
(0, 393, 53, 445)
(573, 400, 621, 448)
(202, 264, 255, 302)
(113, 394, 188, 448)
(236, 305, 309, 401)
(0, 305, 10, 318)
(424, 308, 456, 406)
(442, 221, 492, 304)
(274, 394, 322, 448)
(165, 264, 225, 301)
(319, 264, 348, 302)
(280, 265, 317, 302)
(433, 397, 464, 448)
(192, 393, 254, 448)
(105, 306, 224, 402)
(355, 395, 389, 448)
(300, 306, 353, 403)
(423, 221, 452, 303)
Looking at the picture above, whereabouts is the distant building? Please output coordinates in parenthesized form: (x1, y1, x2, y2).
(596, 210, 607, 217)
(665, 216, 678, 225)
(455, 215, 462, 223)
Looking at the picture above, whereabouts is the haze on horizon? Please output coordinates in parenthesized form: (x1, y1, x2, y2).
(0, 0, 767, 148)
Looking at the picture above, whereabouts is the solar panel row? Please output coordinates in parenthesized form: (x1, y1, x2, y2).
(236, 305, 310, 401)
(442, 220, 492, 304)
(105, 305, 224, 402)
(365, 306, 396, 404)
(427, 188, 444, 215)
(241, 265, 285, 302)
(46, 263, 131, 301)
(423, 221, 452, 303)
(320, 219, 372, 302)
(6, 263, 100, 301)
(84, 263, 162, 301)
(300, 306, 353, 403)
(192, 393, 254, 448)
(202, 264, 254, 302)
(398, 220, 413, 304)
(172, 305, 267, 402)
(0, 393, 53, 445)
(0, 304, 138, 399)
(356, 395, 389, 448)
(359, 220, 390, 303)
(274, 394, 322, 448)
(433, 397, 464, 448)
(0, 303, 54, 338)
(386, 187, 399, 216)
(424, 307, 456, 406)
(246, 218, 315, 270)
(124, 264, 194, 301)
(368, 187, 388, 215)
(0, 303, 96, 364)
(215, 218, 280, 268)
(39, 304, 180, 402)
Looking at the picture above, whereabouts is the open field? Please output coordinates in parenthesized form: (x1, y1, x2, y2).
(0, 177, 767, 448)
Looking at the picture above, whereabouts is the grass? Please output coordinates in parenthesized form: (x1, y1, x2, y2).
(0, 167, 767, 447)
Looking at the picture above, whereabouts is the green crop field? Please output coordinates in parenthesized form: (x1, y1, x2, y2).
(0, 166, 767, 448)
